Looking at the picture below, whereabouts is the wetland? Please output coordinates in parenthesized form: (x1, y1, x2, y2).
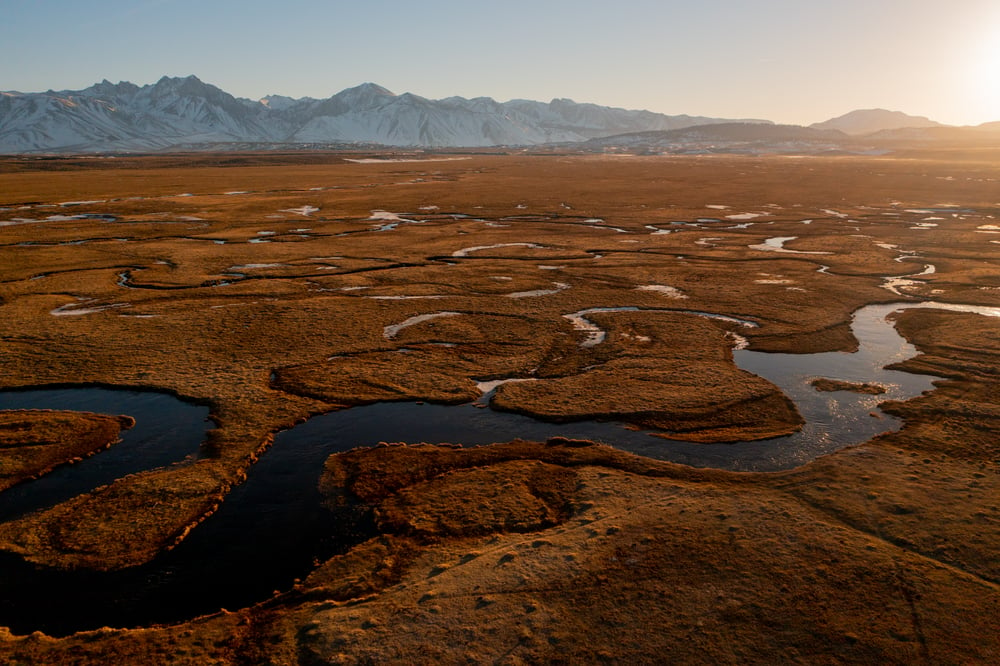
(0, 152, 998, 662)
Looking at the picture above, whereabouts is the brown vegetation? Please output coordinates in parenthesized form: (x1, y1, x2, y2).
(811, 378, 888, 394)
(0, 151, 998, 662)
(0, 410, 132, 492)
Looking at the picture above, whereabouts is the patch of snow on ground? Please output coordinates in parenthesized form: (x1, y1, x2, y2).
(726, 213, 762, 221)
(281, 206, 319, 216)
(726, 332, 749, 350)
(645, 225, 673, 235)
(229, 263, 287, 270)
(506, 282, 570, 299)
(0, 218, 42, 227)
(881, 278, 918, 296)
(368, 210, 423, 230)
(563, 308, 636, 347)
(384, 311, 461, 339)
(51, 299, 130, 316)
(749, 236, 832, 255)
(344, 157, 471, 164)
(881, 263, 936, 295)
(636, 285, 687, 299)
(475, 377, 536, 396)
(706, 204, 729, 210)
(586, 222, 629, 233)
(368, 211, 406, 221)
(821, 209, 848, 218)
(451, 242, 542, 257)
(564, 306, 757, 349)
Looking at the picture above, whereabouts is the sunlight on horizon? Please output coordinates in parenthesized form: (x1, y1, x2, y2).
(962, 11, 1000, 123)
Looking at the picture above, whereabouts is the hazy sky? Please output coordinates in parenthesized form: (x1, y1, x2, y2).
(3, 0, 999, 125)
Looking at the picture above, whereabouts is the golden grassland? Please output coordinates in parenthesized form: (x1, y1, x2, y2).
(0, 410, 132, 492)
(0, 151, 998, 662)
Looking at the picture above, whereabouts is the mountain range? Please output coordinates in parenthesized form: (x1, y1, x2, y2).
(1, 76, 997, 154)
(0, 76, 767, 153)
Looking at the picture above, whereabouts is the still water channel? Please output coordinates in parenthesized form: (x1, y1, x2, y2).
(0, 301, 996, 635)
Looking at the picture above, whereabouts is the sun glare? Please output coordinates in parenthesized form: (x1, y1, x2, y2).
(965, 22, 1000, 122)
(979, 38, 1000, 78)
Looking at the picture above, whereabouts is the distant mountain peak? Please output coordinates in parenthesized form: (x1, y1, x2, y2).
(81, 79, 139, 97)
(340, 82, 395, 97)
(259, 94, 300, 110)
(811, 109, 942, 136)
(154, 74, 202, 86)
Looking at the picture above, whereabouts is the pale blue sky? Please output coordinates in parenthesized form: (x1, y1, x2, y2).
(3, 0, 998, 125)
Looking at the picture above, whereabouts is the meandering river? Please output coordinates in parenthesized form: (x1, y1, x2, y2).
(0, 300, 997, 635)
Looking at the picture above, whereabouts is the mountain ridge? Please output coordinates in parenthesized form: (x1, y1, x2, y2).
(0, 76, 772, 153)
(810, 108, 943, 135)
(1, 76, 997, 153)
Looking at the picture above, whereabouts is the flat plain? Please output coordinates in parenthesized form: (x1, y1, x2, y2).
(0, 151, 998, 663)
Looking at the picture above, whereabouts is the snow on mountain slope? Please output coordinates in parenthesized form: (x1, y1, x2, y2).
(259, 94, 312, 111)
(501, 98, 762, 139)
(0, 76, 280, 152)
(290, 89, 589, 146)
(0, 77, 771, 152)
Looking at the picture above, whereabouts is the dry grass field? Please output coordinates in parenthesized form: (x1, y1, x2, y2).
(0, 151, 998, 663)
(0, 410, 132, 492)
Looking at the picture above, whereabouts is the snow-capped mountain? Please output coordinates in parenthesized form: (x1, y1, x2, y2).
(0, 76, 277, 152)
(0, 76, 771, 153)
